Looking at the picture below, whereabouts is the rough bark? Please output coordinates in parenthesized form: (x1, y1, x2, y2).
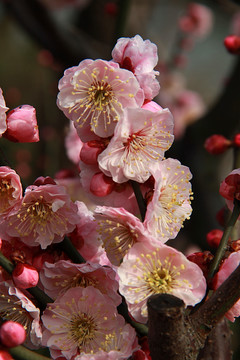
(147, 264, 240, 360)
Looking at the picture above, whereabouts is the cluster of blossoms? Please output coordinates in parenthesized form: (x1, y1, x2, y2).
(0, 31, 239, 360)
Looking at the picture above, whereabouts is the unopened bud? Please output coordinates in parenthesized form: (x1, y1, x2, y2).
(3, 105, 39, 143)
(80, 140, 106, 165)
(187, 251, 214, 278)
(12, 263, 39, 289)
(0, 350, 13, 360)
(224, 35, 240, 55)
(233, 133, 240, 148)
(90, 172, 115, 197)
(0, 321, 26, 347)
(204, 134, 231, 154)
(206, 229, 223, 248)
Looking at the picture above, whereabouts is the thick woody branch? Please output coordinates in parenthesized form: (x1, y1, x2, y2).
(147, 264, 240, 360)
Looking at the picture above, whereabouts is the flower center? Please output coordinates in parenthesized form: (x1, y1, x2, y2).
(0, 179, 14, 212)
(88, 81, 113, 110)
(70, 312, 97, 349)
(56, 274, 98, 294)
(146, 268, 173, 293)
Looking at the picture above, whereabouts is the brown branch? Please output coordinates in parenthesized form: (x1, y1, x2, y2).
(147, 263, 240, 360)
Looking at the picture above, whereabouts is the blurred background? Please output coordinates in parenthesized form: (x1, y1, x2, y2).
(0, 0, 240, 357)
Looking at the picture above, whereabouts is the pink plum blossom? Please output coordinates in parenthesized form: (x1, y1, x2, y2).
(65, 121, 83, 164)
(0, 166, 22, 214)
(219, 168, 240, 201)
(112, 35, 160, 100)
(42, 286, 134, 360)
(40, 259, 121, 305)
(213, 251, 240, 322)
(57, 59, 144, 140)
(178, 2, 213, 39)
(94, 206, 155, 265)
(0, 281, 42, 348)
(68, 201, 107, 263)
(144, 158, 193, 241)
(158, 75, 206, 139)
(219, 168, 240, 214)
(0, 182, 79, 249)
(98, 107, 174, 183)
(4, 105, 39, 143)
(169, 90, 206, 139)
(76, 323, 139, 360)
(117, 241, 207, 323)
(0, 88, 8, 136)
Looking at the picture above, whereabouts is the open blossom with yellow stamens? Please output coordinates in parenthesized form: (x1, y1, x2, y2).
(0, 166, 22, 214)
(76, 323, 139, 360)
(40, 259, 121, 305)
(57, 59, 144, 141)
(94, 206, 154, 266)
(0, 281, 42, 348)
(42, 286, 137, 360)
(117, 242, 207, 323)
(98, 106, 174, 183)
(144, 158, 193, 241)
(0, 183, 79, 249)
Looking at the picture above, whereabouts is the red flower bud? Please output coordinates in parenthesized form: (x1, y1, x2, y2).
(0, 321, 26, 347)
(187, 251, 213, 278)
(90, 172, 115, 197)
(0, 350, 13, 360)
(80, 140, 106, 165)
(219, 169, 240, 201)
(12, 263, 39, 289)
(204, 134, 231, 154)
(206, 229, 223, 248)
(224, 35, 240, 55)
(233, 133, 240, 148)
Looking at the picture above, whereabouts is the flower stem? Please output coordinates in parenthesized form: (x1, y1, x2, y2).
(0, 251, 14, 273)
(59, 236, 86, 264)
(9, 346, 51, 360)
(117, 296, 148, 336)
(130, 180, 147, 221)
(208, 198, 240, 278)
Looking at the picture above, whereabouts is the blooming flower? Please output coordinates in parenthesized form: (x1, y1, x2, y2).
(0, 281, 42, 348)
(0, 183, 79, 249)
(0, 166, 22, 214)
(112, 35, 160, 100)
(65, 121, 83, 164)
(94, 206, 154, 265)
(178, 2, 213, 39)
(117, 242, 207, 323)
(98, 106, 174, 183)
(4, 105, 39, 143)
(219, 168, 240, 201)
(40, 259, 121, 305)
(0, 88, 8, 136)
(42, 286, 135, 360)
(144, 158, 193, 241)
(213, 251, 240, 322)
(57, 59, 144, 140)
(76, 323, 139, 360)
